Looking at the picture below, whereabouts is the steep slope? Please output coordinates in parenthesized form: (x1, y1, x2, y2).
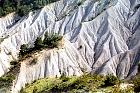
(0, 0, 140, 92)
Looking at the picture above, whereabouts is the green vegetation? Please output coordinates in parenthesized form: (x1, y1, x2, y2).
(111, 84, 133, 93)
(0, 60, 20, 89)
(43, 32, 63, 48)
(20, 74, 106, 93)
(20, 73, 133, 93)
(19, 32, 62, 58)
(34, 37, 43, 50)
(77, 1, 83, 6)
(138, 62, 140, 72)
(10, 60, 18, 67)
(130, 62, 140, 92)
(118, 62, 140, 93)
(19, 44, 29, 57)
(132, 76, 140, 92)
(104, 74, 119, 86)
(0, 0, 59, 17)
(0, 32, 62, 91)
(0, 74, 15, 88)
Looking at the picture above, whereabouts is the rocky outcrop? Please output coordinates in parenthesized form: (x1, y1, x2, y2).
(0, 0, 140, 92)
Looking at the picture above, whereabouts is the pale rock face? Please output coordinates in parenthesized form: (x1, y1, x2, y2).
(0, 0, 139, 92)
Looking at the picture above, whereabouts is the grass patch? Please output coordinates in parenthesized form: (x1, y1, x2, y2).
(20, 73, 135, 93)
(20, 74, 106, 93)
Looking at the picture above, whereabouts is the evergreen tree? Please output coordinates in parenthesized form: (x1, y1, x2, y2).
(34, 37, 43, 49)
(19, 44, 28, 56)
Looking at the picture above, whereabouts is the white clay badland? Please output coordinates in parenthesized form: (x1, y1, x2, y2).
(0, 0, 139, 92)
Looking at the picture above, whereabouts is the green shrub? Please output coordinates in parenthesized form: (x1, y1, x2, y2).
(19, 33, 62, 59)
(104, 74, 119, 86)
(16, 5, 31, 17)
(132, 77, 140, 92)
(138, 63, 140, 72)
(34, 37, 43, 50)
(0, 74, 15, 88)
(19, 44, 28, 57)
(74, 74, 105, 91)
(10, 60, 18, 66)
(43, 32, 63, 48)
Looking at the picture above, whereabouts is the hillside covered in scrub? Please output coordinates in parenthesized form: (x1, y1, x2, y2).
(20, 74, 135, 93)
(0, 0, 140, 93)
(0, 0, 58, 17)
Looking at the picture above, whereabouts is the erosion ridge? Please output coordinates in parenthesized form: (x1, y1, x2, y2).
(0, 0, 139, 93)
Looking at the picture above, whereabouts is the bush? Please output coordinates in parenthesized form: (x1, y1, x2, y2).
(132, 77, 140, 92)
(74, 74, 105, 91)
(0, 74, 15, 88)
(138, 63, 140, 72)
(16, 5, 32, 17)
(10, 60, 18, 66)
(104, 74, 119, 86)
(19, 44, 28, 57)
(19, 33, 62, 58)
(43, 32, 63, 48)
(34, 37, 43, 49)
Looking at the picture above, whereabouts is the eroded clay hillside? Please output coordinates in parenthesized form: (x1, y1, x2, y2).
(0, 0, 140, 92)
